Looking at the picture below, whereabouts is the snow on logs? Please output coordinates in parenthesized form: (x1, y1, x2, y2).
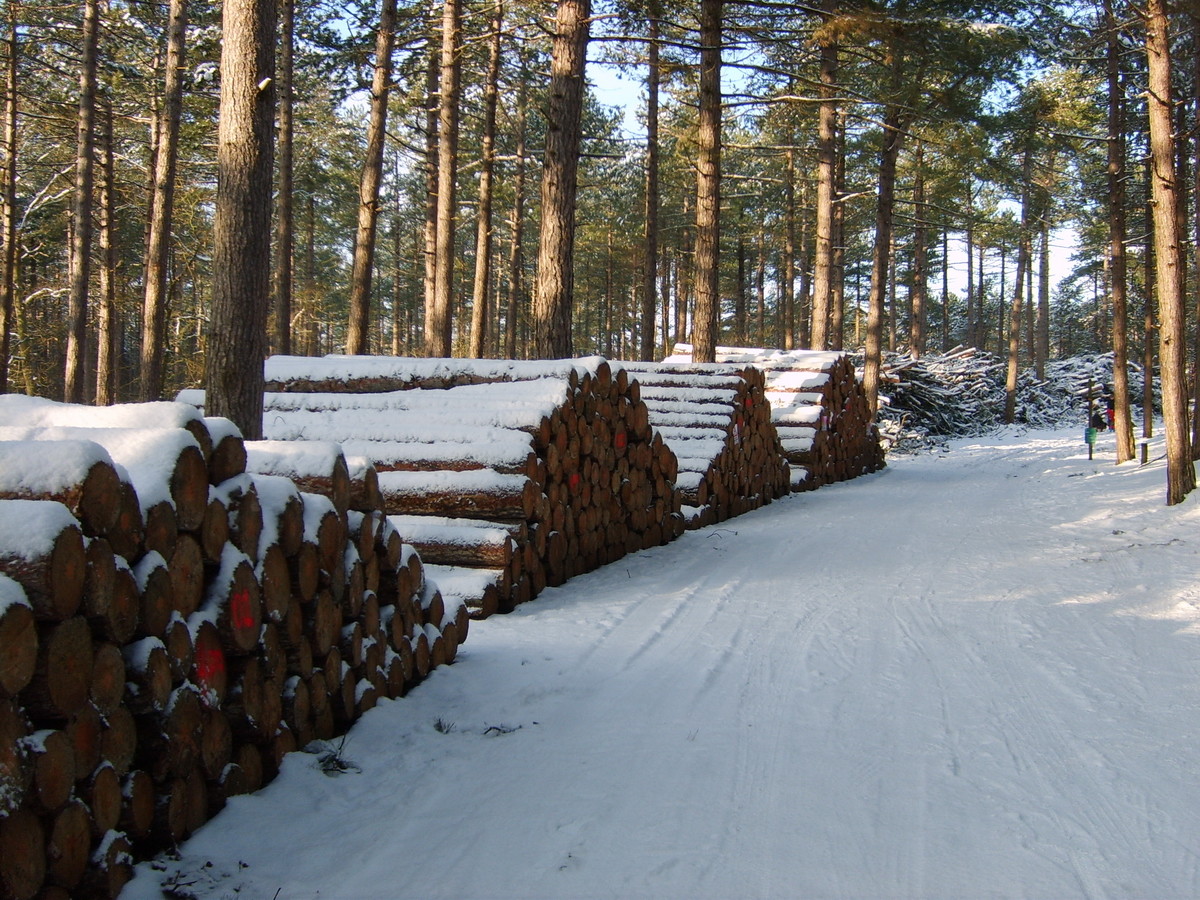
(254, 355, 685, 617)
(668, 345, 886, 490)
(0, 396, 462, 899)
(619, 362, 791, 529)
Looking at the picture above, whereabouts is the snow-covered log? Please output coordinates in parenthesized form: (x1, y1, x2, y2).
(214, 354, 685, 617)
(621, 362, 790, 528)
(669, 345, 885, 489)
(0, 398, 464, 891)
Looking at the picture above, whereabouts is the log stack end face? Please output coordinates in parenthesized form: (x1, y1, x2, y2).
(0, 396, 466, 895)
(667, 345, 886, 490)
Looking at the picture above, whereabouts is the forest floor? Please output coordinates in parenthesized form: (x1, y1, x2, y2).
(126, 424, 1200, 900)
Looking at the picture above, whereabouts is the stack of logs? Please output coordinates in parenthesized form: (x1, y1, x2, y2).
(248, 355, 685, 618)
(668, 346, 886, 490)
(620, 363, 791, 529)
(0, 395, 463, 899)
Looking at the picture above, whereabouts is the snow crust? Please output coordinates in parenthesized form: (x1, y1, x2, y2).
(667, 343, 845, 372)
(388, 515, 514, 549)
(0, 439, 116, 492)
(0, 572, 28, 615)
(377, 468, 529, 496)
(0, 394, 202, 429)
(0, 499, 77, 561)
(264, 354, 607, 387)
(245, 439, 345, 479)
(0, 425, 199, 511)
(122, 426, 1200, 900)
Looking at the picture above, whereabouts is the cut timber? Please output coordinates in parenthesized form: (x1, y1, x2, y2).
(0, 441, 123, 537)
(0, 425, 209, 533)
(388, 515, 516, 568)
(131, 552, 174, 640)
(0, 699, 30, 815)
(246, 440, 351, 519)
(378, 470, 539, 521)
(203, 416, 248, 485)
(622, 361, 789, 528)
(668, 345, 885, 489)
(195, 544, 262, 654)
(82, 830, 133, 899)
(0, 576, 37, 698)
(23, 616, 93, 721)
(261, 354, 602, 393)
(250, 355, 683, 614)
(121, 637, 172, 715)
(25, 728, 76, 813)
(0, 807, 45, 899)
(0, 394, 203, 433)
(340, 436, 540, 478)
(44, 797, 91, 889)
(83, 540, 139, 645)
(0, 500, 85, 621)
(135, 684, 202, 781)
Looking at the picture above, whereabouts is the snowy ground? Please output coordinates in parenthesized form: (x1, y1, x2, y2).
(126, 425, 1200, 900)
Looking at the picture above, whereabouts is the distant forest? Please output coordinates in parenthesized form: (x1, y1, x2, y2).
(1, 0, 1197, 494)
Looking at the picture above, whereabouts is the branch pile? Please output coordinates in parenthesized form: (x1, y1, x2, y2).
(669, 345, 885, 490)
(871, 349, 1152, 450)
(0, 396, 461, 899)
(620, 362, 790, 528)
(238, 354, 684, 618)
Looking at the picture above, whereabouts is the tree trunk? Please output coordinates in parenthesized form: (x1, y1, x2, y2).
(64, 0, 100, 403)
(426, 0, 460, 357)
(862, 99, 905, 414)
(1191, 12, 1200, 461)
(0, 5, 17, 396)
(505, 65, 527, 360)
(811, 0, 837, 351)
(204, 0, 276, 440)
(690, 0, 720, 363)
(1036, 218, 1050, 379)
(468, 0, 502, 358)
(274, 0, 294, 356)
(422, 36, 439, 345)
(345, 0, 398, 355)
(911, 140, 927, 358)
(781, 144, 795, 350)
(533, 0, 590, 359)
(965, 186, 976, 346)
(640, 9, 660, 361)
(735, 214, 746, 344)
(1143, 158, 1156, 440)
(141, 0, 187, 400)
(756, 226, 766, 344)
(830, 112, 846, 350)
(95, 99, 117, 406)
(1004, 149, 1033, 424)
(1146, 0, 1195, 503)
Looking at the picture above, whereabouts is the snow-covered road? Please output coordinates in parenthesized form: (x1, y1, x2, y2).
(128, 427, 1200, 899)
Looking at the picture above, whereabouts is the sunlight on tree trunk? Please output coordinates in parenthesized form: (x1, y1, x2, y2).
(1145, 0, 1194, 504)
(691, 0, 721, 364)
(204, 0, 275, 439)
(533, 0, 589, 359)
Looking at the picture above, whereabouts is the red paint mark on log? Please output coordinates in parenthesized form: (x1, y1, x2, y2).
(230, 588, 255, 630)
(194, 645, 225, 687)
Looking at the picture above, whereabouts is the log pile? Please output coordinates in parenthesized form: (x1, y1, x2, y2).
(226, 354, 685, 617)
(668, 345, 886, 490)
(0, 396, 462, 899)
(619, 362, 790, 529)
